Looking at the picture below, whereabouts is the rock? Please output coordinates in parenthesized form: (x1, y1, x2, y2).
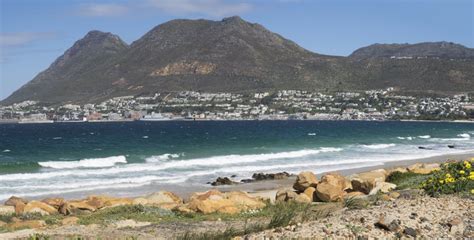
(407, 163, 440, 174)
(240, 179, 254, 183)
(0, 205, 15, 216)
(303, 187, 316, 201)
(144, 191, 183, 206)
(0, 220, 6, 227)
(68, 200, 97, 212)
(315, 182, 344, 202)
(368, 182, 397, 195)
(252, 172, 290, 181)
(447, 216, 463, 233)
(404, 227, 417, 237)
(275, 189, 298, 202)
(7, 220, 46, 230)
(374, 215, 401, 232)
(4, 196, 27, 206)
(41, 197, 65, 208)
(104, 198, 133, 208)
(344, 191, 366, 199)
(4, 196, 27, 215)
(211, 177, 238, 186)
(61, 216, 79, 226)
(183, 190, 265, 214)
(320, 173, 347, 191)
(295, 193, 312, 203)
(350, 172, 386, 194)
(24, 201, 58, 215)
(380, 194, 392, 201)
(447, 145, 455, 149)
(293, 171, 318, 192)
(58, 202, 72, 215)
(389, 192, 400, 199)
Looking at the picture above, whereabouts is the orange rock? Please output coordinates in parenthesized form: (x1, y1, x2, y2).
(24, 201, 58, 215)
(315, 182, 344, 202)
(41, 197, 65, 208)
(61, 216, 79, 226)
(8, 220, 46, 230)
(293, 171, 318, 192)
(303, 187, 316, 201)
(320, 173, 347, 191)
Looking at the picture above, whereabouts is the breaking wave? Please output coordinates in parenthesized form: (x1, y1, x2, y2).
(362, 143, 396, 149)
(38, 156, 127, 169)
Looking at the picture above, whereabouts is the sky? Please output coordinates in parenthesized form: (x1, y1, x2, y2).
(0, 0, 473, 100)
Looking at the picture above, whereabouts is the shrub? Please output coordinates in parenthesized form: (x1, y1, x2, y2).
(421, 159, 474, 196)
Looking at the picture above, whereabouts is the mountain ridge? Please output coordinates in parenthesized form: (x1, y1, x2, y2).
(2, 17, 473, 105)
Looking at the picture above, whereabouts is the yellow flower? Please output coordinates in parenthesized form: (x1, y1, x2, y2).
(439, 180, 444, 184)
(459, 170, 465, 175)
(471, 189, 474, 194)
(469, 175, 474, 180)
(464, 161, 472, 169)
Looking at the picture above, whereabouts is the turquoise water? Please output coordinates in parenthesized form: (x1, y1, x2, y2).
(0, 120, 473, 200)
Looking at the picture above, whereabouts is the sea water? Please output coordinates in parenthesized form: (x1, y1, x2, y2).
(0, 120, 473, 200)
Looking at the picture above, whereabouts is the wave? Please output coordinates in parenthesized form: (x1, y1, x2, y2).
(307, 133, 317, 136)
(0, 148, 342, 181)
(362, 143, 396, 149)
(145, 153, 181, 163)
(397, 136, 413, 140)
(2, 149, 10, 153)
(457, 133, 471, 138)
(53, 137, 62, 140)
(38, 156, 127, 169)
(418, 135, 431, 139)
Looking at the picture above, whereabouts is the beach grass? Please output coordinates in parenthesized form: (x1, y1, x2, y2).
(386, 171, 430, 190)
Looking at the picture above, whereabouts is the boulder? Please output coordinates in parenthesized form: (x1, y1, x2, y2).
(315, 182, 345, 202)
(183, 190, 265, 214)
(369, 182, 397, 195)
(303, 187, 316, 201)
(320, 173, 347, 191)
(24, 201, 58, 215)
(4, 196, 27, 215)
(7, 220, 46, 230)
(350, 171, 386, 194)
(68, 200, 97, 212)
(226, 191, 266, 210)
(61, 216, 79, 226)
(343, 191, 366, 199)
(295, 193, 312, 203)
(84, 195, 115, 209)
(293, 171, 318, 192)
(0, 205, 15, 216)
(407, 163, 440, 174)
(41, 197, 65, 208)
(58, 202, 72, 215)
(388, 167, 408, 175)
(275, 189, 298, 202)
(211, 177, 238, 186)
(4, 196, 27, 206)
(145, 191, 183, 206)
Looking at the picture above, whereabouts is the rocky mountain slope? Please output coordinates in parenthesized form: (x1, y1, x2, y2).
(2, 16, 474, 105)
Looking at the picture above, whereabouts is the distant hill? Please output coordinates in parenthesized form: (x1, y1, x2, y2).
(2, 16, 474, 105)
(350, 42, 474, 60)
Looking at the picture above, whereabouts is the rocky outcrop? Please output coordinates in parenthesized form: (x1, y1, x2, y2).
(138, 191, 183, 210)
(315, 182, 345, 202)
(150, 61, 216, 76)
(4, 196, 27, 215)
(252, 172, 290, 181)
(210, 177, 238, 186)
(276, 189, 298, 202)
(293, 171, 318, 192)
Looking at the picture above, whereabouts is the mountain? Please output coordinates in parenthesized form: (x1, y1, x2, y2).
(2, 17, 474, 105)
(349, 42, 474, 60)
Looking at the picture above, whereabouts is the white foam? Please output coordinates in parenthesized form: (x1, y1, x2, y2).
(307, 133, 316, 136)
(2, 149, 10, 152)
(362, 143, 396, 149)
(142, 136, 149, 139)
(38, 156, 127, 169)
(418, 135, 431, 139)
(397, 136, 413, 140)
(53, 137, 62, 140)
(145, 153, 181, 163)
(457, 133, 470, 138)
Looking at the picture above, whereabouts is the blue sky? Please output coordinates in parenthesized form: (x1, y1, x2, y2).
(1, 0, 473, 100)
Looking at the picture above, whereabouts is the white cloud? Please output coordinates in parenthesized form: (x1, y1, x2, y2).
(147, 0, 252, 17)
(79, 3, 129, 17)
(0, 32, 56, 47)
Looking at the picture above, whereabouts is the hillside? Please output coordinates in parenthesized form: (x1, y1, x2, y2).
(2, 17, 474, 105)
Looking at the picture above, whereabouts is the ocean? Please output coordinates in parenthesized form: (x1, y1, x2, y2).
(0, 120, 473, 201)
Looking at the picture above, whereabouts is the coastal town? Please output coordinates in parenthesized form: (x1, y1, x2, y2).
(0, 88, 473, 123)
